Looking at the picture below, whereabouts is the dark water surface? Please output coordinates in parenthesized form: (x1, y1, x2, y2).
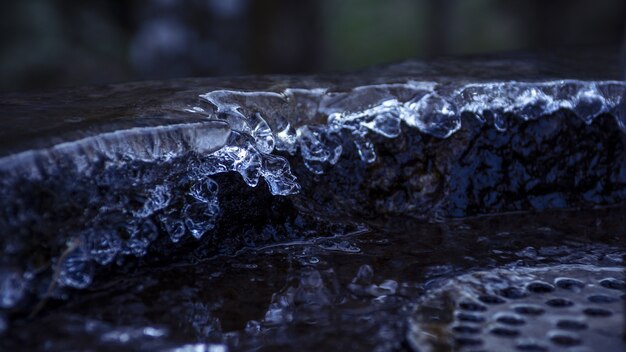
(0, 52, 624, 351)
(3, 207, 625, 351)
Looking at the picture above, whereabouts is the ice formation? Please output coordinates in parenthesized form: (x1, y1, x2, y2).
(0, 78, 625, 307)
(200, 80, 625, 173)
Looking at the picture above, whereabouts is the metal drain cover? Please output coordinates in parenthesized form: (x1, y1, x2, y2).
(407, 265, 625, 352)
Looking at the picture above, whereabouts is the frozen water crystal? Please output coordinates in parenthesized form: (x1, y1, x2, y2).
(183, 202, 218, 239)
(511, 87, 551, 120)
(159, 214, 187, 243)
(188, 178, 219, 203)
(83, 230, 122, 265)
(360, 109, 402, 138)
(132, 184, 171, 218)
(0, 121, 232, 180)
(124, 220, 159, 257)
(351, 130, 377, 163)
(275, 123, 298, 153)
(184, 178, 220, 239)
(193, 81, 623, 185)
(194, 130, 299, 195)
(58, 247, 94, 289)
(235, 145, 262, 187)
(249, 112, 275, 153)
(260, 154, 300, 195)
(573, 86, 605, 123)
(297, 126, 342, 174)
(209, 133, 262, 187)
(297, 126, 335, 162)
(183, 180, 220, 240)
(404, 93, 460, 138)
(492, 111, 508, 132)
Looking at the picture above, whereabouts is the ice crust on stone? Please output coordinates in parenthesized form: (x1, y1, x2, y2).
(200, 80, 625, 173)
(12, 124, 300, 294)
(49, 174, 222, 291)
(0, 108, 301, 299)
(1, 78, 625, 305)
(0, 120, 232, 180)
(193, 131, 300, 195)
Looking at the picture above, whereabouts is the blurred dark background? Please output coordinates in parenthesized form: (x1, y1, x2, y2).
(0, 0, 624, 92)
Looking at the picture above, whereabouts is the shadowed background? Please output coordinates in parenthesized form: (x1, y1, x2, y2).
(0, 0, 624, 92)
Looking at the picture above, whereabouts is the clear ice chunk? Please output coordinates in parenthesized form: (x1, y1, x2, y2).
(275, 123, 298, 154)
(511, 87, 551, 120)
(188, 178, 219, 204)
(352, 130, 377, 163)
(132, 184, 171, 218)
(158, 213, 187, 243)
(297, 126, 343, 174)
(182, 177, 220, 239)
(183, 202, 219, 239)
(260, 154, 300, 195)
(235, 145, 262, 187)
(195, 130, 300, 195)
(208, 132, 262, 187)
(404, 93, 460, 138)
(124, 220, 159, 257)
(360, 110, 402, 138)
(83, 230, 122, 265)
(249, 112, 275, 153)
(573, 86, 605, 123)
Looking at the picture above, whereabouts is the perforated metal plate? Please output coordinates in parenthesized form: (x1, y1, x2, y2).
(407, 265, 625, 352)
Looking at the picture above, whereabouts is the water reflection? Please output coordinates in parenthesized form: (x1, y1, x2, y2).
(2, 206, 623, 351)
